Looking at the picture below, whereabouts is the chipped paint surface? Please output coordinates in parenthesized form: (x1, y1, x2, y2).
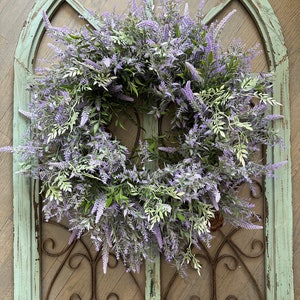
(240, 1, 293, 299)
(14, 2, 98, 299)
(143, 121, 161, 300)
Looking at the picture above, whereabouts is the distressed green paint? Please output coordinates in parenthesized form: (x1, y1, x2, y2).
(204, 1, 293, 298)
(145, 258, 161, 300)
(240, 2, 294, 299)
(265, 60, 293, 299)
(143, 112, 161, 300)
(13, 1, 100, 299)
(202, 0, 232, 24)
(143, 1, 162, 299)
(13, 0, 293, 299)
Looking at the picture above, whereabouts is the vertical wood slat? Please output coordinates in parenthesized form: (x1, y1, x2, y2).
(143, 113, 161, 300)
(265, 59, 293, 300)
(13, 1, 101, 299)
(14, 23, 41, 300)
(240, 2, 294, 299)
(144, 2, 161, 299)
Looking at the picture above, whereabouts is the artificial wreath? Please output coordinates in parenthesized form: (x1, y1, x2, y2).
(15, 1, 284, 274)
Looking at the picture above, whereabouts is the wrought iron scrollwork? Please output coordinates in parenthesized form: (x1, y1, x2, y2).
(107, 293, 120, 300)
(70, 294, 81, 300)
(163, 181, 265, 300)
(163, 226, 265, 299)
(41, 220, 143, 300)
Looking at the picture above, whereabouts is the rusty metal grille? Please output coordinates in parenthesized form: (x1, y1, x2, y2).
(41, 180, 265, 300)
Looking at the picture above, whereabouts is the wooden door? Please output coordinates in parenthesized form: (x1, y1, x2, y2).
(12, 0, 293, 299)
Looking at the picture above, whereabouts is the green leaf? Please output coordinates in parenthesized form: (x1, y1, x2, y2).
(69, 34, 80, 39)
(93, 122, 99, 135)
(70, 111, 79, 130)
(84, 201, 91, 213)
(174, 24, 181, 37)
(106, 196, 113, 208)
(177, 213, 186, 221)
(207, 51, 214, 64)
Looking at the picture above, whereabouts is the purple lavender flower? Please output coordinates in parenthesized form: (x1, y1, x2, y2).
(42, 11, 51, 29)
(79, 106, 91, 127)
(152, 224, 163, 249)
(136, 20, 160, 31)
(84, 58, 101, 70)
(0, 146, 14, 153)
(118, 93, 134, 102)
(101, 57, 111, 68)
(163, 24, 169, 41)
(91, 194, 106, 223)
(185, 62, 202, 81)
(209, 185, 221, 210)
(158, 147, 177, 153)
(215, 10, 237, 37)
(181, 80, 194, 101)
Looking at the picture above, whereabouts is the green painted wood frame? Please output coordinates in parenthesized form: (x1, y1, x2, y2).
(13, 0, 293, 299)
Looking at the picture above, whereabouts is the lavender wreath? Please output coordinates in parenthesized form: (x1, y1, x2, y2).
(13, 1, 283, 274)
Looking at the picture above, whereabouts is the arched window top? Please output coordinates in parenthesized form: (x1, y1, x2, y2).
(13, 1, 293, 299)
(203, 0, 288, 69)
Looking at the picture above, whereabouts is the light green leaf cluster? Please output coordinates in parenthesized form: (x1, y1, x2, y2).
(63, 67, 82, 78)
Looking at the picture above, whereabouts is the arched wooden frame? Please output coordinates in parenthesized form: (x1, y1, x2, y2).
(13, 0, 293, 299)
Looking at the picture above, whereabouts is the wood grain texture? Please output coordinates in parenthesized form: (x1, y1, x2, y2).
(268, 0, 300, 298)
(0, 1, 35, 299)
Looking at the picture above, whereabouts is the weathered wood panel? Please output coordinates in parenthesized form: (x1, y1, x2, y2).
(268, 0, 300, 298)
(0, 1, 35, 299)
